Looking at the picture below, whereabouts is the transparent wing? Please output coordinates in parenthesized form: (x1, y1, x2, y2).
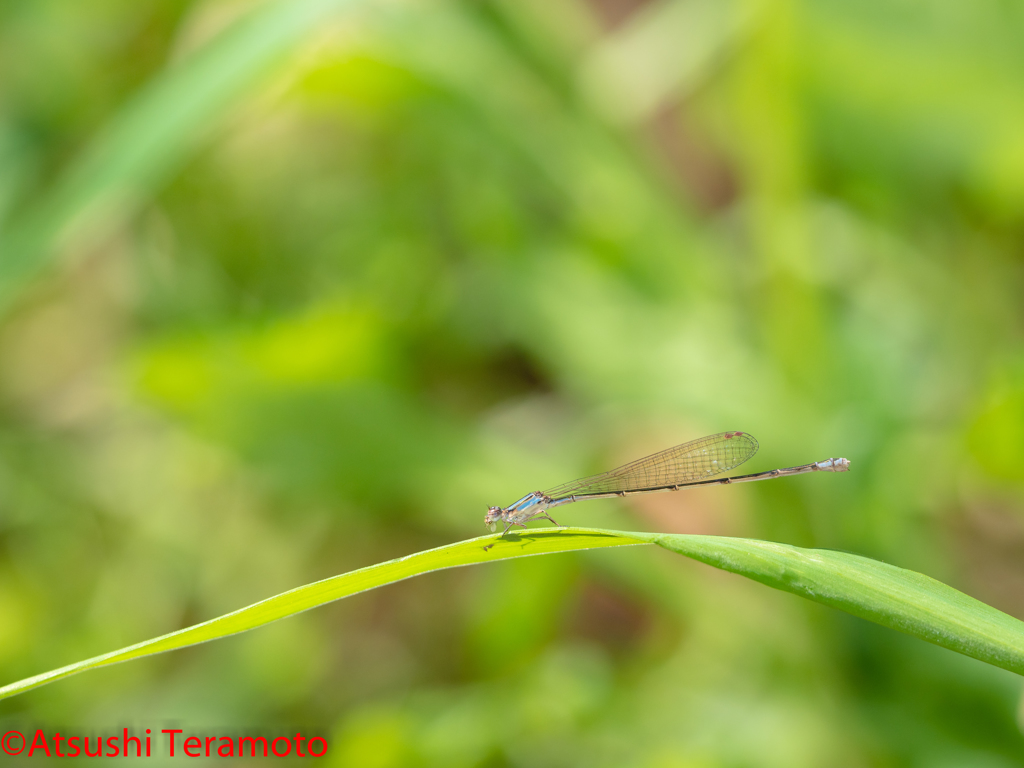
(543, 432, 759, 499)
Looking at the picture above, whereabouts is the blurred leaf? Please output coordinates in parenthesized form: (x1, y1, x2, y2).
(0, 0, 361, 311)
(580, 0, 753, 123)
(135, 302, 390, 414)
(967, 366, 1024, 483)
(3, 527, 1023, 702)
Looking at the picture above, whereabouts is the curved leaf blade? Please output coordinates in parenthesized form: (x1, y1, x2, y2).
(0, 529, 645, 701)
(3, 527, 1023, 702)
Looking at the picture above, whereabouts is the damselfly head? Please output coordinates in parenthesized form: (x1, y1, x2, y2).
(484, 506, 503, 530)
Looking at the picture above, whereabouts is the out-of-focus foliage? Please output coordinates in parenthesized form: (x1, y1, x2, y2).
(1, 0, 1024, 764)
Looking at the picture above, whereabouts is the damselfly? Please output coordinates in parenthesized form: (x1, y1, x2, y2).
(484, 431, 849, 537)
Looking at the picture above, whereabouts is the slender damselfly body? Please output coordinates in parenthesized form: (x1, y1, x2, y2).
(484, 431, 849, 540)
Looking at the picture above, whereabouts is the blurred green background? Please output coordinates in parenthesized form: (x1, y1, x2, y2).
(2, 0, 1024, 764)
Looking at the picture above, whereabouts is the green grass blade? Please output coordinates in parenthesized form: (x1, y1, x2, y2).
(0, 529, 646, 701)
(0, 0, 359, 311)
(3, 527, 1023, 702)
(638, 532, 1024, 676)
